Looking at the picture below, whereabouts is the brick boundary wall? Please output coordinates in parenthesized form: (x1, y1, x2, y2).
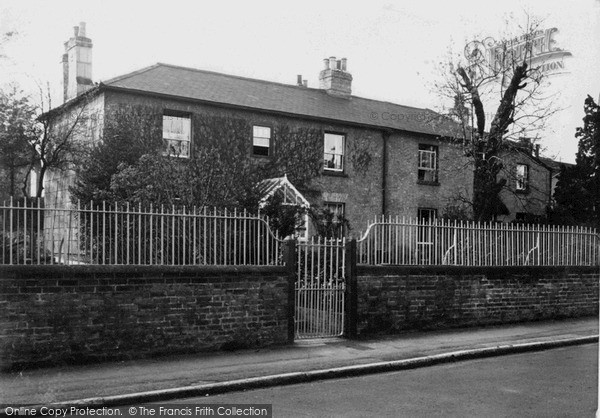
(0, 265, 295, 371)
(355, 265, 599, 336)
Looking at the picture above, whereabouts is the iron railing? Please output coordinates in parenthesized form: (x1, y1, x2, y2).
(357, 216, 600, 266)
(0, 198, 283, 266)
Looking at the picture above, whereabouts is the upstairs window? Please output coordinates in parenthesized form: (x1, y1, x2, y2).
(163, 113, 191, 158)
(253, 126, 271, 156)
(418, 144, 438, 183)
(516, 164, 529, 191)
(324, 133, 345, 172)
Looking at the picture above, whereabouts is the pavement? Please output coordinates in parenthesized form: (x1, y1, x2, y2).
(1, 317, 598, 409)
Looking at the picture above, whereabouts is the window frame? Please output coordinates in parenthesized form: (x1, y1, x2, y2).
(323, 201, 346, 238)
(323, 132, 346, 173)
(252, 125, 272, 157)
(162, 111, 191, 159)
(516, 163, 529, 191)
(417, 144, 439, 184)
(417, 207, 437, 224)
(416, 207, 437, 263)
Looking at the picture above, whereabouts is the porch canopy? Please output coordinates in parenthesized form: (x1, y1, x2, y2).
(257, 174, 310, 208)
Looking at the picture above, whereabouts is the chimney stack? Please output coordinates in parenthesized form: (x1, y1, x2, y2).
(319, 56, 352, 98)
(62, 22, 93, 103)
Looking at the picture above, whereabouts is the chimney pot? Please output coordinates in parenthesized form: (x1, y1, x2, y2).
(79, 22, 86, 37)
(297, 74, 303, 86)
(329, 56, 336, 70)
(319, 55, 352, 98)
(302, 80, 308, 87)
(73, 26, 79, 36)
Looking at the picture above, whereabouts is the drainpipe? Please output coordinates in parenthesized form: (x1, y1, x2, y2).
(381, 130, 391, 216)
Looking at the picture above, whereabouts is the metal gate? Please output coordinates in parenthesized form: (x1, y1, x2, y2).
(295, 237, 346, 339)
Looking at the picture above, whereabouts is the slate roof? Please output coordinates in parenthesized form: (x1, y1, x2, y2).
(100, 63, 458, 138)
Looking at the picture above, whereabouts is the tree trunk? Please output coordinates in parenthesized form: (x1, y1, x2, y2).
(37, 165, 46, 199)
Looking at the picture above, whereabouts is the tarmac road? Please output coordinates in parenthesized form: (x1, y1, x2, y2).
(170, 343, 599, 417)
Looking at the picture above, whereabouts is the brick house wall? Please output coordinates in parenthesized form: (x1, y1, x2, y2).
(497, 150, 552, 222)
(103, 89, 386, 234)
(42, 87, 553, 232)
(53, 89, 473, 236)
(386, 132, 473, 220)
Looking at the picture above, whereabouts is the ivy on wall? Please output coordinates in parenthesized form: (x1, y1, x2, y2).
(349, 132, 375, 176)
(72, 106, 329, 212)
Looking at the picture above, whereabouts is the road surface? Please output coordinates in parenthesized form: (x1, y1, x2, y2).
(165, 343, 598, 417)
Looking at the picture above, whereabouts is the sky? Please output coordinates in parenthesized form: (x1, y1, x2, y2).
(1, 0, 599, 163)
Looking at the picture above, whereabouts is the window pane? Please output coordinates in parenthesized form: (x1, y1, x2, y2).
(324, 154, 344, 170)
(253, 126, 271, 156)
(324, 133, 343, 153)
(516, 164, 528, 189)
(253, 146, 269, 156)
(419, 151, 434, 169)
(163, 115, 191, 158)
(253, 126, 271, 138)
(253, 137, 270, 147)
(418, 145, 438, 182)
(163, 115, 191, 141)
(165, 139, 190, 157)
(418, 208, 437, 222)
(419, 169, 437, 182)
(324, 133, 344, 171)
(324, 202, 346, 237)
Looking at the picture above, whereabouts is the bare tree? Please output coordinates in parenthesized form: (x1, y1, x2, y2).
(436, 19, 558, 221)
(26, 83, 91, 198)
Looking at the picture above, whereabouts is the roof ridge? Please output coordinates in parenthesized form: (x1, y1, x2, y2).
(152, 62, 327, 93)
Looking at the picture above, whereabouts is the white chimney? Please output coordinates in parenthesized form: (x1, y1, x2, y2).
(62, 22, 93, 103)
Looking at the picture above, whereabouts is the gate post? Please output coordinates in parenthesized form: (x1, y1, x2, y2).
(344, 239, 358, 338)
(283, 238, 297, 343)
